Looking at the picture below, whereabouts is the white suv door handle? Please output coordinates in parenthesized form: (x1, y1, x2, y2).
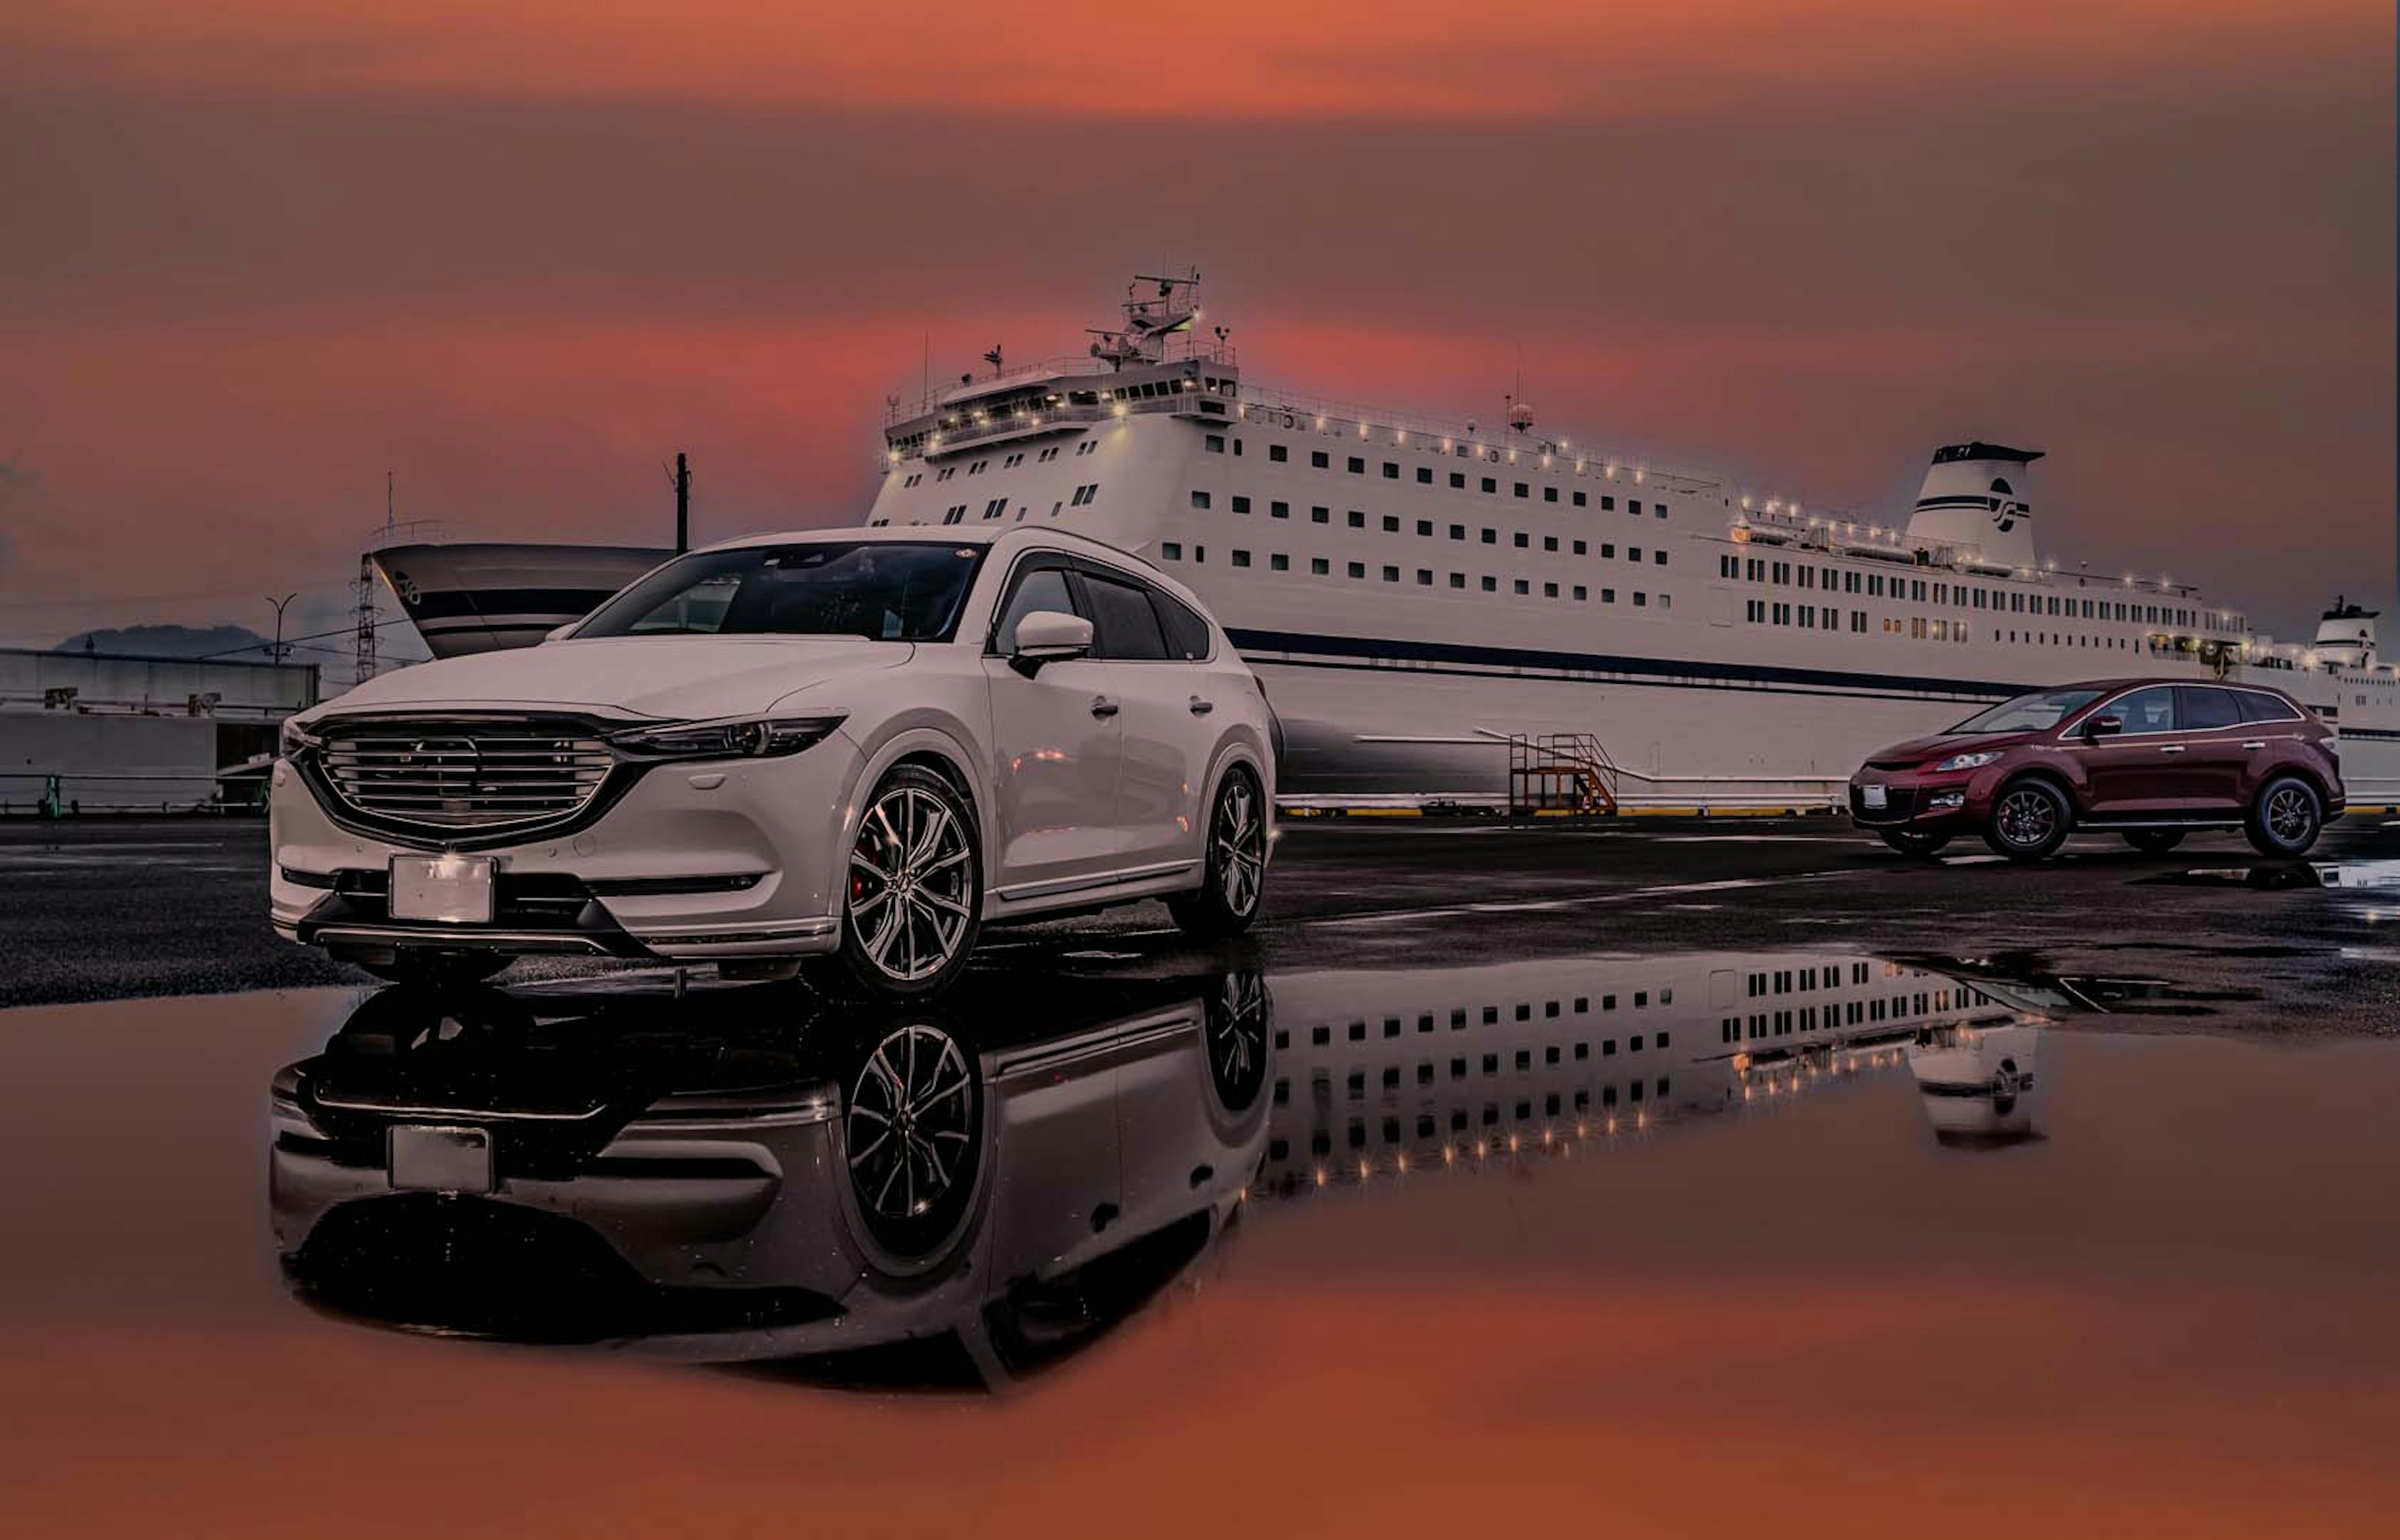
(1188, 695, 1213, 716)
(2158, 744, 2186, 754)
(1090, 696, 1119, 719)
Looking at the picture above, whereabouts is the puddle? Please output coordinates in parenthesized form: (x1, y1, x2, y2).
(2144, 858, 2400, 891)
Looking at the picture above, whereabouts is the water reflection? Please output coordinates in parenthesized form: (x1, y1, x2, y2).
(272, 971, 1270, 1388)
(269, 948, 2045, 1387)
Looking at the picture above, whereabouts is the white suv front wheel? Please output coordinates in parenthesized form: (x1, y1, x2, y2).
(1168, 767, 1267, 939)
(810, 765, 982, 999)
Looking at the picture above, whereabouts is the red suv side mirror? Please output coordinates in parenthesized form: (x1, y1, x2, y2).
(2082, 714, 2123, 739)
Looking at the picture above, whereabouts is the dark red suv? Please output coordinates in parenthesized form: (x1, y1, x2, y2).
(1849, 679, 2342, 862)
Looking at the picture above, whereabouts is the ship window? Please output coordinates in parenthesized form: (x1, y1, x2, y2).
(1573, 491, 1587, 507)
(1348, 561, 1365, 579)
(1417, 467, 1434, 484)
(1449, 524, 1466, 540)
(1629, 500, 1642, 516)
(1602, 544, 1616, 558)
(1449, 472, 1467, 489)
(1544, 486, 1559, 503)
(1231, 549, 1251, 568)
(1382, 462, 1399, 479)
(1514, 532, 1529, 548)
(1382, 564, 1399, 582)
(1161, 542, 1182, 561)
(1348, 509, 1366, 529)
(1272, 501, 1290, 519)
(1482, 528, 1497, 544)
(1417, 569, 1433, 585)
(1573, 584, 1587, 601)
(1514, 579, 1530, 595)
(1269, 444, 1288, 462)
(1304, 450, 1328, 470)
(1544, 582, 1559, 598)
(1380, 514, 1398, 532)
(1481, 576, 1497, 591)
(1481, 477, 1498, 494)
(1312, 506, 1330, 524)
(1204, 435, 1225, 454)
(1513, 482, 1529, 498)
(1191, 491, 1211, 509)
(1601, 496, 1615, 511)
(1543, 536, 1558, 551)
(1603, 588, 1617, 604)
(1348, 456, 1366, 474)
(1271, 554, 1289, 571)
(1572, 540, 1586, 555)
(1309, 557, 1329, 575)
(1418, 519, 1434, 536)
(1231, 496, 1251, 514)
(1655, 551, 1668, 566)
(1449, 572, 1465, 589)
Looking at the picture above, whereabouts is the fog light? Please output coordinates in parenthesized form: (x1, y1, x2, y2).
(1929, 791, 1966, 810)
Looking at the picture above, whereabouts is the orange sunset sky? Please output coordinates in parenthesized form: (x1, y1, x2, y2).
(1, 2, 2391, 669)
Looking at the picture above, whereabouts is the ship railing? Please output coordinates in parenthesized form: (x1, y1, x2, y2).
(365, 519, 453, 551)
(884, 336, 1239, 424)
(1231, 384, 1721, 497)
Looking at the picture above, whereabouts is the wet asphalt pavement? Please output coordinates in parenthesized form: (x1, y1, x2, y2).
(4, 816, 2399, 1532)
(3, 812, 2397, 1032)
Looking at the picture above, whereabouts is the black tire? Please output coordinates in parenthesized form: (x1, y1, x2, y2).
(2245, 774, 2322, 858)
(349, 950, 511, 988)
(1879, 830, 1952, 857)
(1984, 778, 2072, 862)
(810, 764, 982, 1001)
(1168, 767, 1268, 939)
(2122, 829, 2186, 855)
(841, 1019, 983, 1259)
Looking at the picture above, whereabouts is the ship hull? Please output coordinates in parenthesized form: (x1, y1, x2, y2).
(372, 543, 669, 658)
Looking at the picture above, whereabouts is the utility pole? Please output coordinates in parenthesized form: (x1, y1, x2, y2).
(266, 593, 296, 663)
(674, 451, 691, 554)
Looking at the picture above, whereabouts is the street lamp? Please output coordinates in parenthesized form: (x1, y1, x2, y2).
(266, 594, 296, 663)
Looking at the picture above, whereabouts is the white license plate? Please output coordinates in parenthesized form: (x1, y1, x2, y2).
(388, 1125, 494, 1194)
(389, 854, 496, 923)
(1861, 784, 1889, 811)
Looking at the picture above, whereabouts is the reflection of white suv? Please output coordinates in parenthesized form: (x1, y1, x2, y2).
(271, 528, 1275, 997)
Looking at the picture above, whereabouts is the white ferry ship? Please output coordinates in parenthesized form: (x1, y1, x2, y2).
(862, 272, 2398, 804)
(369, 271, 2398, 806)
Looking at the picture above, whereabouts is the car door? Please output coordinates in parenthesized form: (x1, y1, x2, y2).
(2172, 685, 2251, 813)
(981, 561, 1128, 896)
(1072, 567, 1207, 878)
(2080, 685, 2185, 816)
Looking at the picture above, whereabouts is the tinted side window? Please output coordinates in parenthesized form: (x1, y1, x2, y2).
(992, 566, 1078, 653)
(2111, 686, 2179, 734)
(1080, 574, 1168, 660)
(2236, 691, 2300, 724)
(2178, 686, 2242, 731)
(1151, 591, 1212, 660)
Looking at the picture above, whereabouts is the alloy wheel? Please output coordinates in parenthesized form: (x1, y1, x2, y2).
(848, 784, 974, 982)
(846, 1023, 974, 1224)
(1996, 788, 2056, 849)
(1213, 778, 1266, 916)
(2266, 784, 2314, 846)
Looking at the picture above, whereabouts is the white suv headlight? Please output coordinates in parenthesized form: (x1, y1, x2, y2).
(608, 714, 847, 762)
(1931, 751, 2002, 772)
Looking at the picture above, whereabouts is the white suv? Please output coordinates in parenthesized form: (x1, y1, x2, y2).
(271, 528, 1276, 997)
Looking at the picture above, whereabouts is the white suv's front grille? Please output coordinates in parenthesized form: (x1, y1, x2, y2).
(317, 719, 615, 831)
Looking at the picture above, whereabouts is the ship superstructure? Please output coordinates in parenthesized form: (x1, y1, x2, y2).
(868, 272, 2399, 804)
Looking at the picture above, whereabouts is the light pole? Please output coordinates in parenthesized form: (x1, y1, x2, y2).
(266, 593, 296, 664)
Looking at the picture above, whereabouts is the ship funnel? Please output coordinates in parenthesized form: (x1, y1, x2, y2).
(1904, 442, 2042, 569)
(2314, 598, 2379, 669)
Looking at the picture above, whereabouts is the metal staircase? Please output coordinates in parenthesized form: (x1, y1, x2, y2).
(1506, 732, 1621, 817)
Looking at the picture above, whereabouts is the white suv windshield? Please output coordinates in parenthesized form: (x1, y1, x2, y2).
(1948, 688, 2104, 734)
(576, 542, 988, 642)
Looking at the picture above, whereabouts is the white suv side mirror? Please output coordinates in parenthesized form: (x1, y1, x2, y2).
(1010, 610, 1093, 675)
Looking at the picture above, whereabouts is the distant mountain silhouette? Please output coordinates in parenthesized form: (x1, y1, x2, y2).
(54, 623, 276, 660)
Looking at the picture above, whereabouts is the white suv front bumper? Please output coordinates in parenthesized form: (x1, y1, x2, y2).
(268, 739, 860, 962)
